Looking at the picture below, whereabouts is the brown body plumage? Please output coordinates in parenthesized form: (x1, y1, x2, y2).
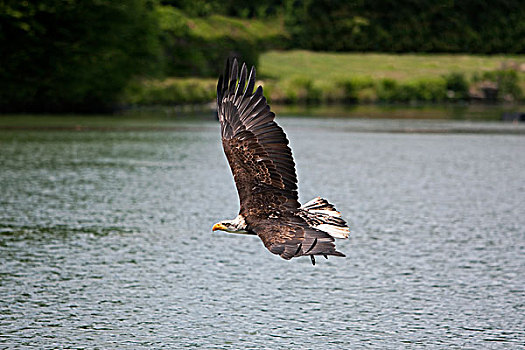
(212, 58, 349, 264)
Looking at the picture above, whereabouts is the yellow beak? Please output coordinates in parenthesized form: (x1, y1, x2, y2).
(212, 223, 227, 232)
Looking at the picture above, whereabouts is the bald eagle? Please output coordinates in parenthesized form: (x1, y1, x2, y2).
(212, 59, 349, 265)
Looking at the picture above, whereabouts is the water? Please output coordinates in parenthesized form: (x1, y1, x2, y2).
(1, 112, 524, 348)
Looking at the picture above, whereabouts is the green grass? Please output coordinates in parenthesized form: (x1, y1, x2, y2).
(124, 50, 525, 105)
(157, 7, 286, 42)
(259, 50, 525, 82)
(257, 50, 525, 103)
(187, 15, 286, 42)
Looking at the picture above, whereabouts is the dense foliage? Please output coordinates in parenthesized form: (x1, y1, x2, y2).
(157, 6, 287, 77)
(1, 0, 523, 112)
(284, 0, 525, 54)
(0, 0, 160, 112)
(160, 0, 283, 18)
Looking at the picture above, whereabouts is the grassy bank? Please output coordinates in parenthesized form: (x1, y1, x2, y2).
(124, 77, 216, 106)
(124, 51, 525, 106)
(259, 51, 524, 81)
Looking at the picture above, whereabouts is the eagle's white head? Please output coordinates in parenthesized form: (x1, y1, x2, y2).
(212, 215, 250, 234)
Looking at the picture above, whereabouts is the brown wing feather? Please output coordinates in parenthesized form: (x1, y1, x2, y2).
(217, 58, 299, 211)
(253, 216, 345, 260)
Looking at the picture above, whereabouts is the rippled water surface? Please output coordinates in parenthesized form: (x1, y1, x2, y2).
(1, 114, 524, 348)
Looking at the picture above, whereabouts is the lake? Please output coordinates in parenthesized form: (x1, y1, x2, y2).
(1, 109, 524, 348)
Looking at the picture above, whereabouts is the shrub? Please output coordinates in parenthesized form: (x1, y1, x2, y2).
(376, 77, 448, 102)
(123, 78, 216, 105)
(260, 80, 291, 105)
(444, 72, 469, 100)
(316, 81, 345, 103)
(481, 70, 523, 101)
(412, 78, 448, 101)
(281, 76, 321, 103)
(356, 87, 378, 103)
(337, 77, 374, 102)
(376, 79, 400, 102)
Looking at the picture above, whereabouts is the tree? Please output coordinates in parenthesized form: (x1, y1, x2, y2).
(284, 0, 525, 53)
(0, 0, 161, 112)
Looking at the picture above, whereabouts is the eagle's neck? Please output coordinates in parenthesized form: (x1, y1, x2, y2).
(231, 214, 249, 233)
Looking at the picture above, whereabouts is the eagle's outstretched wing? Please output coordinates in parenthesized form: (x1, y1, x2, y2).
(217, 58, 345, 261)
(217, 58, 299, 212)
(252, 217, 345, 262)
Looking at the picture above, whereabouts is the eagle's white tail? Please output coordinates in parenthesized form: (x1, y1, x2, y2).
(300, 197, 350, 239)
